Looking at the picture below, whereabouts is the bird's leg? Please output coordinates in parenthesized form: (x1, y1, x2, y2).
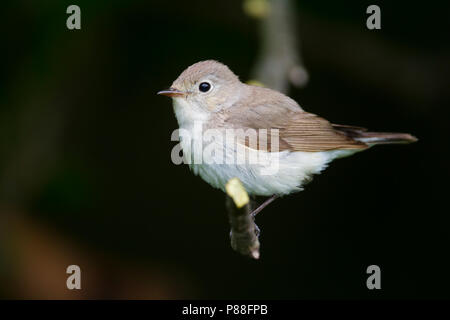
(250, 194, 279, 218)
(250, 195, 279, 237)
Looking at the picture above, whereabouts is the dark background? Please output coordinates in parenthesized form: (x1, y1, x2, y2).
(0, 0, 449, 299)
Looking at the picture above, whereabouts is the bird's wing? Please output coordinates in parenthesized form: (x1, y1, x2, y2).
(279, 111, 368, 152)
(217, 87, 368, 152)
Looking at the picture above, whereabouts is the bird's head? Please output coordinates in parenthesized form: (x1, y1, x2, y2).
(158, 60, 242, 113)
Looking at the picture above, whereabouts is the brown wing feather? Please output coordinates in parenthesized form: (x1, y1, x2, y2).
(214, 85, 368, 152)
(331, 124, 368, 132)
(281, 112, 368, 152)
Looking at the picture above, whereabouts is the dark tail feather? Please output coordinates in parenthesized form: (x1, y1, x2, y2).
(332, 124, 418, 145)
(353, 132, 418, 145)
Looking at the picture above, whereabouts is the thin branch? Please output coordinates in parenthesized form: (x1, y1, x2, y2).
(225, 178, 260, 259)
(251, 194, 278, 217)
(250, 0, 309, 93)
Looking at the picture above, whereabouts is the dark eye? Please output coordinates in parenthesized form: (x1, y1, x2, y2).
(199, 82, 211, 92)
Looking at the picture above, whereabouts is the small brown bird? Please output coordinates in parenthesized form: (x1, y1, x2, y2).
(158, 60, 417, 215)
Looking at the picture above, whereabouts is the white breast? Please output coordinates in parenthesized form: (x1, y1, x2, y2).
(191, 146, 334, 196)
(172, 98, 351, 196)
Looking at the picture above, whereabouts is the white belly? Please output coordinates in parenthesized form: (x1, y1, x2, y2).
(182, 134, 336, 196)
(172, 98, 356, 196)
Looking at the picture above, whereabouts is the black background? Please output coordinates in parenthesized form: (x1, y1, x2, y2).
(0, 0, 449, 299)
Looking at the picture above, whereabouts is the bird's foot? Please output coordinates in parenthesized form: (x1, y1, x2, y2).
(253, 221, 260, 238)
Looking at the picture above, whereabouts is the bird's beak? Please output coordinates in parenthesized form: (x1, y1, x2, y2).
(157, 87, 185, 97)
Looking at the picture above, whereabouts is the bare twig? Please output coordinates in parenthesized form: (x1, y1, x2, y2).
(248, 0, 309, 93)
(225, 178, 260, 259)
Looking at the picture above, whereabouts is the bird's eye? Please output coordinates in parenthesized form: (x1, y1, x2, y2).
(199, 82, 211, 93)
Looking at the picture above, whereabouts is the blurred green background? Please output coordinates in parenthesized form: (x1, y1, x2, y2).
(0, 0, 449, 299)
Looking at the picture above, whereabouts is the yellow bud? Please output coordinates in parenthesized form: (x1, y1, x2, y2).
(243, 0, 270, 19)
(226, 178, 250, 209)
(246, 79, 265, 87)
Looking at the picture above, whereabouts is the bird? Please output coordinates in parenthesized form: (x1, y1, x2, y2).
(158, 60, 417, 216)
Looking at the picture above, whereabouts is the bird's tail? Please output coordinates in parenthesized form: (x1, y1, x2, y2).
(332, 124, 418, 145)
